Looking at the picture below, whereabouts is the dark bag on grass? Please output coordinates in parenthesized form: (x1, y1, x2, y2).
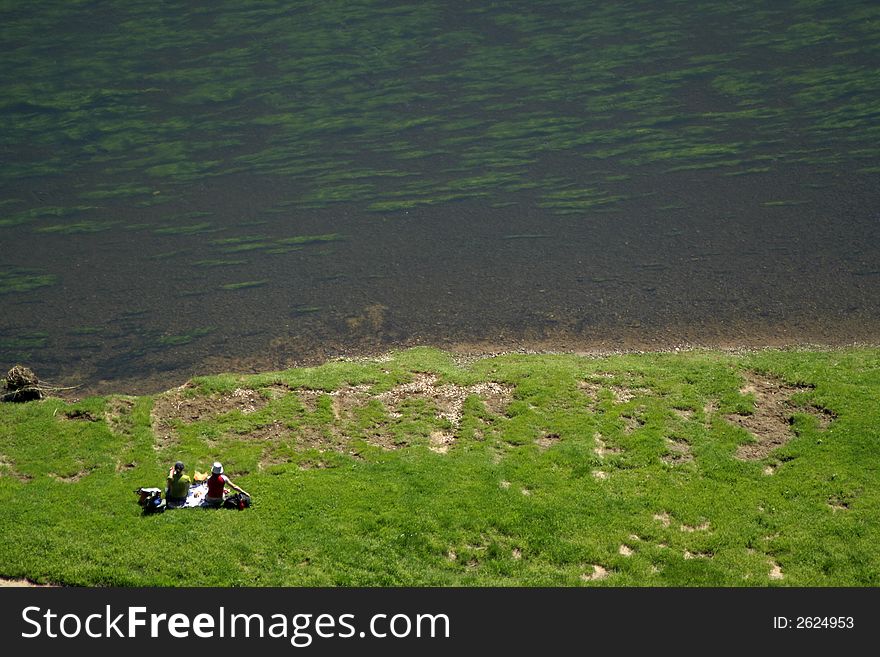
(135, 487, 166, 514)
(222, 492, 251, 510)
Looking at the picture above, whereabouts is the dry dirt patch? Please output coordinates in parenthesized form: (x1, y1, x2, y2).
(0, 455, 32, 482)
(49, 466, 96, 483)
(0, 577, 55, 587)
(768, 561, 784, 580)
(62, 409, 100, 422)
(429, 431, 456, 454)
(593, 433, 622, 457)
(680, 521, 710, 532)
(683, 550, 713, 560)
(319, 374, 513, 452)
(727, 372, 835, 460)
(151, 384, 269, 447)
(535, 433, 560, 450)
(581, 565, 609, 582)
(375, 374, 512, 426)
(662, 436, 693, 465)
(621, 413, 645, 434)
(295, 385, 372, 418)
(152, 374, 513, 455)
(672, 407, 695, 421)
(579, 380, 652, 407)
(578, 382, 603, 410)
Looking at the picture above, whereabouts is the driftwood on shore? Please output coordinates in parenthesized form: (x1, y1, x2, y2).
(3, 365, 44, 402)
(2, 365, 81, 402)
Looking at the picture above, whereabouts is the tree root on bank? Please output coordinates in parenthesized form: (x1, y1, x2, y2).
(2, 365, 80, 403)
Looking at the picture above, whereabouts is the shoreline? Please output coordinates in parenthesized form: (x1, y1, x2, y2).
(44, 333, 880, 399)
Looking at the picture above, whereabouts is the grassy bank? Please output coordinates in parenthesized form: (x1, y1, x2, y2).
(1, 347, 878, 586)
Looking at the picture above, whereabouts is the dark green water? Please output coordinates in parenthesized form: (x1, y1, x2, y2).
(2, 0, 879, 393)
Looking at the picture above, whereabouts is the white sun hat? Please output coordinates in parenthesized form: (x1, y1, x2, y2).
(212, 462, 223, 474)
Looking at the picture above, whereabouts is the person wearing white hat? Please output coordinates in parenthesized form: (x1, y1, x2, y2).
(204, 461, 250, 507)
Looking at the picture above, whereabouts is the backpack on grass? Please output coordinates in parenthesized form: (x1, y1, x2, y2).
(222, 492, 251, 510)
(135, 487, 166, 514)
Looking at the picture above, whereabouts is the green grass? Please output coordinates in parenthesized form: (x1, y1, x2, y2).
(1, 347, 878, 587)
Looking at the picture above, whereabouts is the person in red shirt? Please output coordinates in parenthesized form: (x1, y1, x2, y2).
(204, 462, 250, 507)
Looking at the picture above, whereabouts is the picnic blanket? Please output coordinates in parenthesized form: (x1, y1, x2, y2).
(169, 482, 227, 508)
(182, 482, 210, 507)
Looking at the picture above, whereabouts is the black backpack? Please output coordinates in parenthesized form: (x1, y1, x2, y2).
(135, 487, 166, 514)
(222, 492, 251, 510)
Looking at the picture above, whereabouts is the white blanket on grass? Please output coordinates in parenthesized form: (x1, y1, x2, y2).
(182, 482, 209, 507)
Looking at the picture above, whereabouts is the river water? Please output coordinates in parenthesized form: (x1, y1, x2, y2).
(1, 0, 878, 393)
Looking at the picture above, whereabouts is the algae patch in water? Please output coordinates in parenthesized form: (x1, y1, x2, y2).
(0, 268, 57, 294)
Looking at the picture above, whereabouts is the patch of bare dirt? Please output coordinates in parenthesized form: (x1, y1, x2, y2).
(608, 385, 649, 404)
(809, 405, 837, 430)
(151, 374, 513, 456)
(62, 409, 100, 422)
(0, 455, 32, 482)
(309, 374, 513, 452)
(768, 561, 784, 580)
(619, 544, 634, 556)
(621, 413, 645, 434)
(244, 420, 291, 443)
(535, 432, 560, 450)
(653, 512, 672, 527)
(680, 521, 710, 532)
(727, 371, 835, 461)
(828, 497, 850, 512)
(683, 550, 713, 560)
(332, 385, 375, 420)
(581, 565, 609, 582)
(662, 436, 693, 465)
(579, 379, 651, 407)
(593, 432, 622, 458)
(151, 383, 270, 448)
(429, 431, 456, 454)
(295, 385, 371, 417)
(49, 466, 96, 483)
(578, 382, 603, 410)
(672, 407, 695, 421)
(376, 374, 512, 427)
(0, 577, 55, 587)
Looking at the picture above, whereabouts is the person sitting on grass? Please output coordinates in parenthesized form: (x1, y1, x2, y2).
(204, 462, 249, 508)
(165, 461, 191, 508)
